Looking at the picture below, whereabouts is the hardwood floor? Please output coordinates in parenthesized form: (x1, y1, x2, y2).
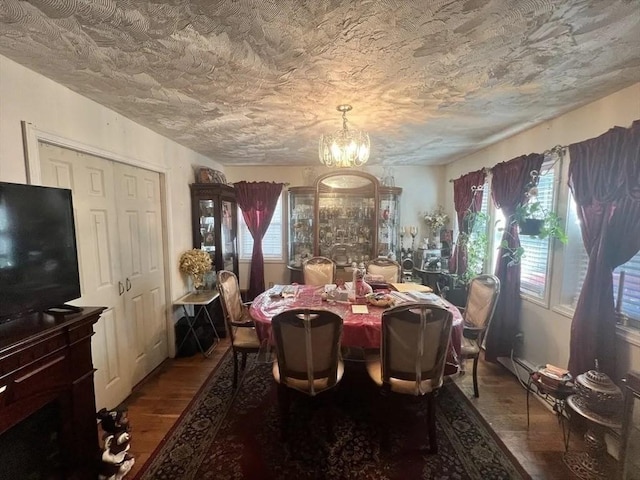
(121, 340, 588, 479)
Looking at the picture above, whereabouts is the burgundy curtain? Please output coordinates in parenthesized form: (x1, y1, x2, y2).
(449, 169, 486, 275)
(234, 181, 284, 300)
(485, 153, 544, 362)
(568, 120, 640, 378)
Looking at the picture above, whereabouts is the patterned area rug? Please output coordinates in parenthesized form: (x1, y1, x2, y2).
(134, 353, 530, 480)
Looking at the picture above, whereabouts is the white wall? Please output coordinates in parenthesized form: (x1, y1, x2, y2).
(225, 165, 447, 290)
(0, 55, 223, 314)
(444, 83, 640, 377)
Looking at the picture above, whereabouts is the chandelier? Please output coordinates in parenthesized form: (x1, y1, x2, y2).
(319, 105, 370, 168)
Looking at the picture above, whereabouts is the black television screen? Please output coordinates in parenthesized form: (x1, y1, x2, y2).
(0, 182, 81, 320)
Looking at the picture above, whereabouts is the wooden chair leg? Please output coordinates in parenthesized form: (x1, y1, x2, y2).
(472, 355, 480, 398)
(427, 394, 438, 454)
(277, 384, 290, 441)
(232, 351, 239, 390)
(241, 352, 247, 371)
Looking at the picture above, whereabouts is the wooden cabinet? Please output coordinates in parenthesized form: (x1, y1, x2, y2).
(287, 171, 401, 281)
(0, 307, 104, 480)
(190, 183, 239, 279)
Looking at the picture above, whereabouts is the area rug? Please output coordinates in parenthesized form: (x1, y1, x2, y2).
(134, 353, 530, 480)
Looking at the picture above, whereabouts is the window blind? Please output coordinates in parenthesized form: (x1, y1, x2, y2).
(238, 194, 284, 261)
(565, 195, 639, 321)
(519, 169, 554, 298)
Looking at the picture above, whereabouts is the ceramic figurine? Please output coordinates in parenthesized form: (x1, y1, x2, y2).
(97, 407, 135, 480)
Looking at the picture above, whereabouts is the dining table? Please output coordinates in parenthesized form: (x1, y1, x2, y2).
(249, 284, 464, 376)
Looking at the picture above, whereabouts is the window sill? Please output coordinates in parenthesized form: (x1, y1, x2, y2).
(552, 304, 575, 320)
(239, 258, 285, 264)
(616, 324, 640, 348)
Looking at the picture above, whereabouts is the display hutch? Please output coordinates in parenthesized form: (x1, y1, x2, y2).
(189, 183, 239, 337)
(287, 171, 401, 283)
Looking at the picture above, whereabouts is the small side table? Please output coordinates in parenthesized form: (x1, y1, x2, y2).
(174, 290, 220, 357)
(527, 372, 574, 450)
(563, 394, 622, 480)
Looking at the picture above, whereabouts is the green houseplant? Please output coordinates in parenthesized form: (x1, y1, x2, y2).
(500, 200, 568, 266)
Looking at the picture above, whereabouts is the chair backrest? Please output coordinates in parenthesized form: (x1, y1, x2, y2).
(380, 302, 453, 395)
(303, 256, 336, 285)
(463, 274, 500, 331)
(272, 308, 343, 396)
(216, 270, 245, 340)
(367, 258, 401, 283)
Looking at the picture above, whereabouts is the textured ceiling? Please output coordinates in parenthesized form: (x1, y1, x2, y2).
(0, 1, 639, 166)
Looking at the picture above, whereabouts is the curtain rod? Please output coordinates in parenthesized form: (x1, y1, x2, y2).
(447, 145, 566, 183)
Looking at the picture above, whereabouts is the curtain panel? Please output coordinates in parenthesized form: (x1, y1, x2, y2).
(234, 181, 285, 300)
(485, 153, 544, 362)
(449, 169, 486, 276)
(567, 120, 640, 378)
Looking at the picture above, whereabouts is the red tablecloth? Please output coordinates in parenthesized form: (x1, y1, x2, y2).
(250, 284, 463, 375)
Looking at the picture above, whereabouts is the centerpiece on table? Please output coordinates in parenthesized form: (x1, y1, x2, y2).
(179, 249, 212, 293)
(423, 205, 449, 248)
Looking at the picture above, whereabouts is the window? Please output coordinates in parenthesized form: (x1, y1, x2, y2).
(238, 194, 284, 261)
(490, 163, 556, 299)
(465, 182, 490, 278)
(561, 194, 640, 322)
(519, 170, 554, 298)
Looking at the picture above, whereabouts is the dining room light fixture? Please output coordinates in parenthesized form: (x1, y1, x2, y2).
(319, 104, 370, 168)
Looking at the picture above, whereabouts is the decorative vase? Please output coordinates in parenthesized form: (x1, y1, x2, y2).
(189, 273, 206, 293)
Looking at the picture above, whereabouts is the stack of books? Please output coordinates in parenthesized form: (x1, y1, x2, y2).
(537, 364, 572, 389)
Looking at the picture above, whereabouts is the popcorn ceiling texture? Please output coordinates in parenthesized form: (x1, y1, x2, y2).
(0, 0, 638, 166)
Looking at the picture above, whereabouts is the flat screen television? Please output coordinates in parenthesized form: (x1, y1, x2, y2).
(0, 182, 81, 321)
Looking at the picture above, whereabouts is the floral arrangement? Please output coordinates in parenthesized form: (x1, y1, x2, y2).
(179, 249, 212, 288)
(423, 205, 450, 232)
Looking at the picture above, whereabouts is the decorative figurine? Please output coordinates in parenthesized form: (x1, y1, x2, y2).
(96, 407, 135, 480)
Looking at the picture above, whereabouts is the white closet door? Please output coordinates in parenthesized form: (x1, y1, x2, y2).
(114, 163, 167, 386)
(38, 143, 168, 408)
(38, 144, 131, 410)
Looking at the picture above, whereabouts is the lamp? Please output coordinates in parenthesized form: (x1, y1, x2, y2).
(319, 104, 370, 168)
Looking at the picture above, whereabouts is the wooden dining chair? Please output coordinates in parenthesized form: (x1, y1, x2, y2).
(217, 270, 261, 389)
(366, 257, 401, 283)
(458, 274, 500, 398)
(365, 302, 453, 453)
(271, 308, 344, 441)
(302, 256, 336, 285)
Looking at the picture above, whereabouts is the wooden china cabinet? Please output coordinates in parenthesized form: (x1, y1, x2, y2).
(189, 183, 239, 337)
(190, 183, 239, 279)
(287, 171, 401, 283)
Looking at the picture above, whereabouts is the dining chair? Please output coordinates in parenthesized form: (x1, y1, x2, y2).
(216, 270, 261, 389)
(366, 257, 401, 283)
(302, 256, 336, 285)
(365, 302, 453, 453)
(458, 274, 501, 398)
(271, 308, 344, 441)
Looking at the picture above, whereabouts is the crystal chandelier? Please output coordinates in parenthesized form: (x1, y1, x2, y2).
(319, 105, 370, 168)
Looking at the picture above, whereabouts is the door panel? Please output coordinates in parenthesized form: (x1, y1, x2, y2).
(38, 144, 130, 410)
(115, 163, 167, 386)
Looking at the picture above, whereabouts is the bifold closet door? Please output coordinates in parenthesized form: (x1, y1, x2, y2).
(38, 143, 168, 410)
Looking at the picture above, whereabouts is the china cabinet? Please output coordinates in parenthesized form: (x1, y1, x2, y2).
(189, 183, 239, 280)
(287, 171, 401, 282)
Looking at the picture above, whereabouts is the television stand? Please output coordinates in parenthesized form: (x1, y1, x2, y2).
(45, 304, 84, 315)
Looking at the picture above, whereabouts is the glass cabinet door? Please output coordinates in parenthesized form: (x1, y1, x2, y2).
(316, 172, 377, 265)
(378, 188, 401, 260)
(220, 199, 237, 272)
(288, 187, 314, 268)
(199, 199, 216, 256)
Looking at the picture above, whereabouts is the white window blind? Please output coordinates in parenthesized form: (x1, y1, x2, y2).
(519, 169, 554, 298)
(238, 194, 284, 261)
(561, 194, 639, 322)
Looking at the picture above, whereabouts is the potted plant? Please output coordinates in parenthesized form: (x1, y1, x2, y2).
(447, 210, 489, 307)
(500, 200, 568, 266)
